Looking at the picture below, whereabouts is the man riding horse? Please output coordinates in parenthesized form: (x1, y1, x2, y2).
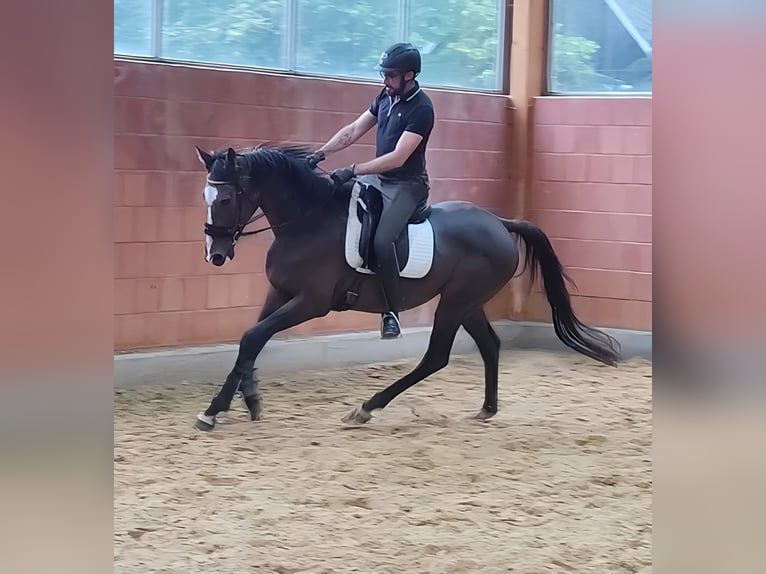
(307, 42, 434, 340)
(192, 43, 622, 432)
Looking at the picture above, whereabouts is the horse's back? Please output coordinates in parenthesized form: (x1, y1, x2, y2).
(427, 200, 509, 233)
(426, 199, 519, 261)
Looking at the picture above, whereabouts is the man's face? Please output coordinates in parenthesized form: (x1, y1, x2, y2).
(381, 70, 403, 96)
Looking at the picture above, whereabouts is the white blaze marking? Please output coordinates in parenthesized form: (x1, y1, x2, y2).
(203, 185, 218, 262)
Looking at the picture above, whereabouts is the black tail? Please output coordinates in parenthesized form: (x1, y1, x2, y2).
(501, 218, 621, 366)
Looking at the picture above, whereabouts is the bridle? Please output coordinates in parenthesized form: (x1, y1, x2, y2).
(203, 176, 273, 248)
(204, 161, 339, 249)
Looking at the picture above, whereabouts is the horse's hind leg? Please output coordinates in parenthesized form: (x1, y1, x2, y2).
(462, 308, 501, 420)
(342, 300, 464, 425)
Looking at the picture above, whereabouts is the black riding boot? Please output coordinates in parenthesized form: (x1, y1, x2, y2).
(378, 245, 403, 339)
(381, 310, 401, 339)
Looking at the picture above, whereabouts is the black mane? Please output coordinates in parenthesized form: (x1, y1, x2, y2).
(215, 143, 347, 219)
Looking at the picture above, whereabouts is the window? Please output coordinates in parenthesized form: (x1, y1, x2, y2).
(294, 2, 397, 80)
(162, 1, 286, 70)
(409, 0, 504, 91)
(114, 0, 154, 57)
(548, 0, 652, 93)
(113, 0, 507, 92)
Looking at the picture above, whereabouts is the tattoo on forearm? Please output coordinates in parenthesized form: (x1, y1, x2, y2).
(326, 125, 354, 152)
(339, 128, 352, 145)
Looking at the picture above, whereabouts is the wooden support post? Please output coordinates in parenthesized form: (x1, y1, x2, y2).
(507, 0, 549, 317)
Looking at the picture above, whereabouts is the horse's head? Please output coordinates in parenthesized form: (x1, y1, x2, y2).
(195, 146, 260, 266)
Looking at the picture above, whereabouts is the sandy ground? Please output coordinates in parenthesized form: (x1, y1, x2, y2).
(114, 349, 652, 574)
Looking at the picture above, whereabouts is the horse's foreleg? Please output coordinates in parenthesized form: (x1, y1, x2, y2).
(234, 288, 290, 422)
(195, 290, 318, 431)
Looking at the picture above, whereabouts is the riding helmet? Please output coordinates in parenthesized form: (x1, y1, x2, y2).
(375, 42, 421, 76)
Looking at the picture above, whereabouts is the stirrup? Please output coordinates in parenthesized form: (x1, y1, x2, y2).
(381, 312, 402, 339)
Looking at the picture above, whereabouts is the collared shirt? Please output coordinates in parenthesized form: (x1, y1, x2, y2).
(369, 81, 434, 179)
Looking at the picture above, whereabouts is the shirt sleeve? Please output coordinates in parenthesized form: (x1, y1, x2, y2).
(404, 103, 434, 138)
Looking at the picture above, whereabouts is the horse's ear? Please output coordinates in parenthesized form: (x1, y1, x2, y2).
(195, 145, 215, 171)
(225, 147, 237, 174)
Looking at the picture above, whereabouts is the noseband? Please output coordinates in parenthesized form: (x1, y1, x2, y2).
(204, 177, 272, 244)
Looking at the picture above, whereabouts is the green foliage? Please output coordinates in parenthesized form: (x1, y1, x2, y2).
(295, 2, 397, 78)
(408, 0, 500, 90)
(114, 0, 503, 90)
(114, 1, 650, 93)
(549, 24, 625, 92)
(162, 0, 285, 69)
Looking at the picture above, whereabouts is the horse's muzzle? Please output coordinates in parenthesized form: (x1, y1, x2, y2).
(206, 236, 236, 266)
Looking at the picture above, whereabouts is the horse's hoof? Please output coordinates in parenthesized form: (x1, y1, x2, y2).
(341, 405, 373, 425)
(474, 408, 497, 421)
(194, 413, 216, 431)
(243, 396, 262, 421)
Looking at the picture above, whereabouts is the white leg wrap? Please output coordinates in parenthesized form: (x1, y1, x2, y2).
(196, 412, 215, 426)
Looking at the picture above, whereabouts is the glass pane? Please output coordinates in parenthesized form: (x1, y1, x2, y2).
(549, 0, 652, 93)
(295, 1, 398, 80)
(162, 0, 286, 69)
(114, 0, 153, 56)
(408, 0, 503, 91)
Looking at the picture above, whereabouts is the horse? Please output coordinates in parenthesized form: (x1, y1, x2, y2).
(192, 144, 621, 431)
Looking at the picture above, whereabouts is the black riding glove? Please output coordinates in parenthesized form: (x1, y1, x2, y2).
(330, 165, 356, 186)
(306, 150, 326, 169)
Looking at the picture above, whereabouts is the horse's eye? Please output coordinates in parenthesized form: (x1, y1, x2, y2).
(219, 197, 231, 206)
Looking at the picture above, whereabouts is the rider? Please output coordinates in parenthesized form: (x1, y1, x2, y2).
(307, 42, 435, 339)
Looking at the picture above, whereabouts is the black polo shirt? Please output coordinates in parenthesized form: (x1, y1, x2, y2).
(369, 82, 434, 179)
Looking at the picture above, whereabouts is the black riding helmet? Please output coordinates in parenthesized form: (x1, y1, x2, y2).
(375, 42, 421, 77)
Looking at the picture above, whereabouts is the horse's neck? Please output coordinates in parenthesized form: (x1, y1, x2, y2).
(254, 167, 339, 233)
(259, 192, 298, 230)
(259, 175, 319, 231)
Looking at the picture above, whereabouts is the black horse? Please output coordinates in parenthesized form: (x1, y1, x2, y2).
(193, 144, 621, 431)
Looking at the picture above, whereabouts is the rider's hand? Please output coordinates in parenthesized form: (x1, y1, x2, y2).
(330, 165, 356, 186)
(306, 150, 326, 169)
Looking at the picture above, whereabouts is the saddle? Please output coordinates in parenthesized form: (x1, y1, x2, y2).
(354, 180, 431, 273)
(338, 178, 435, 311)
